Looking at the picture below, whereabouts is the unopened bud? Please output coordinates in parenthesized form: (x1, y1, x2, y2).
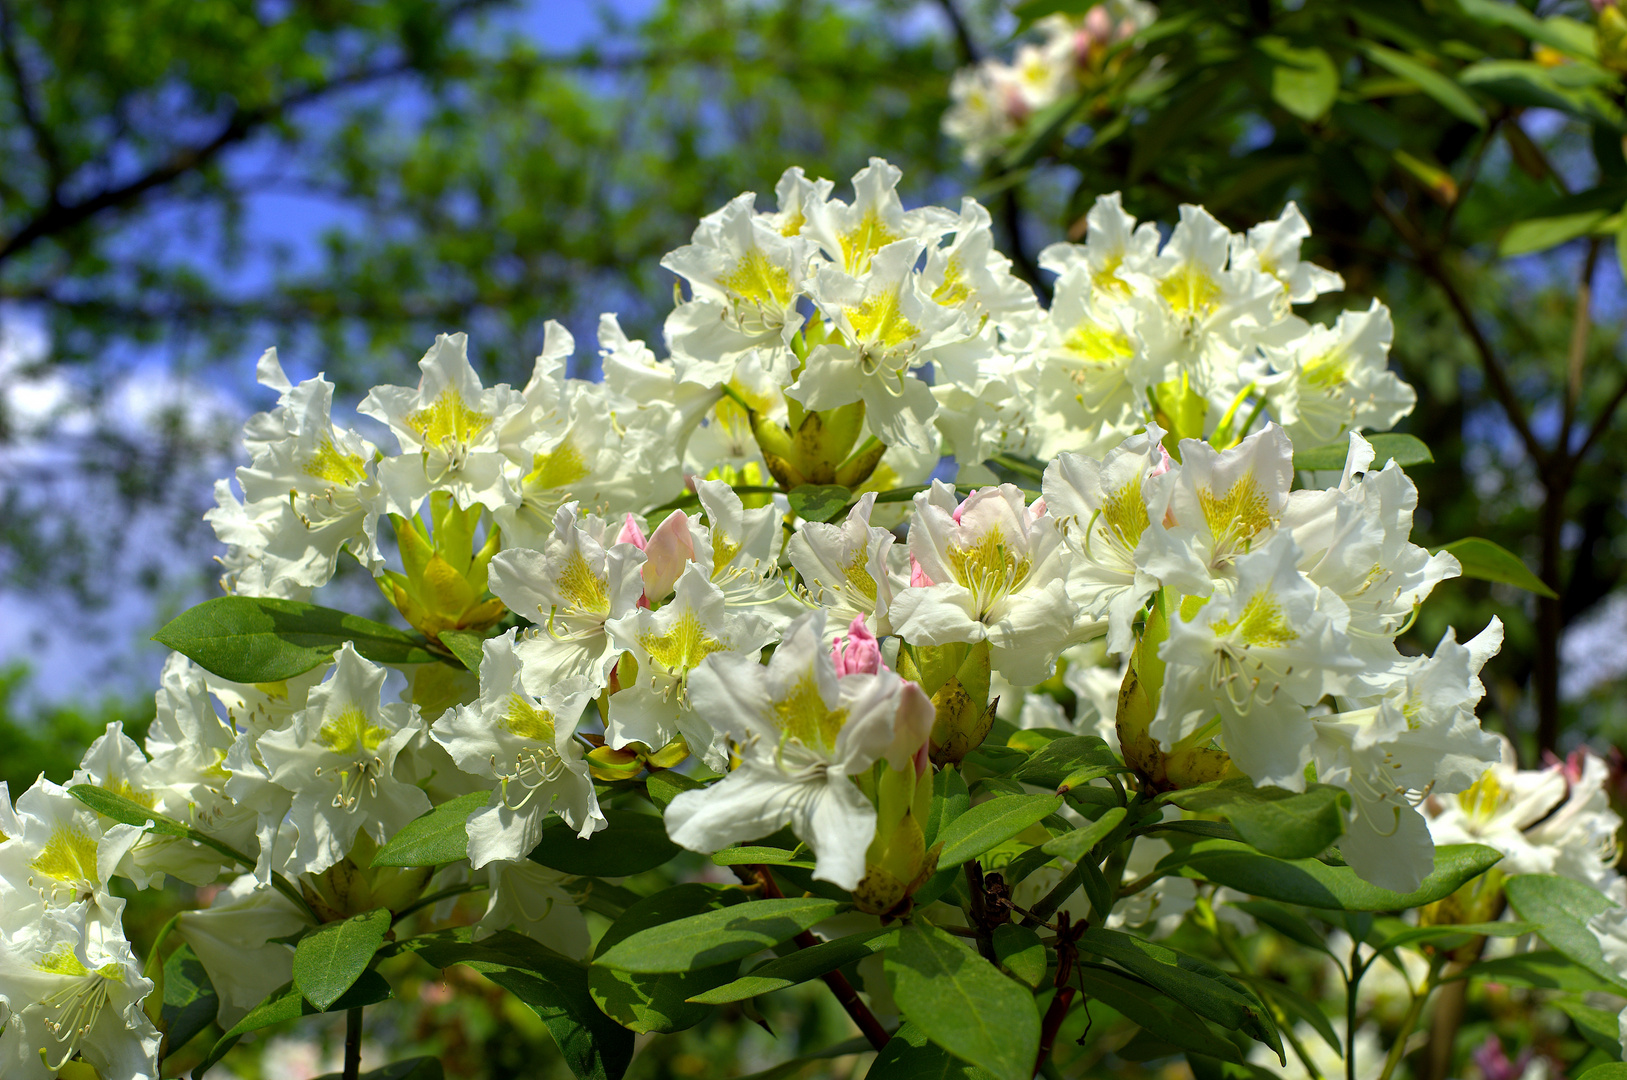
(832, 616, 884, 675)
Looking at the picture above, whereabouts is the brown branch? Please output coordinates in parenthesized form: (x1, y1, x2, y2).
(746, 866, 890, 1051)
(0, 60, 414, 265)
(1575, 376, 1627, 465)
(0, 0, 62, 189)
(934, 0, 982, 65)
(1373, 189, 1548, 470)
(1562, 238, 1603, 461)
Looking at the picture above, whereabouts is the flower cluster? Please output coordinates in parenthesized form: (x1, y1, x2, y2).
(943, 3, 1158, 165)
(3, 159, 1573, 1080)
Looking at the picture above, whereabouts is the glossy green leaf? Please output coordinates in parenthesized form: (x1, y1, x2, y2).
(1453, 950, 1625, 994)
(1249, 977, 1341, 1057)
(372, 791, 487, 867)
(594, 896, 846, 973)
(710, 846, 815, 869)
(415, 931, 634, 1080)
(1292, 432, 1432, 472)
(153, 596, 435, 683)
(529, 808, 680, 876)
(1042, 806, 1127, 863)
(1258, 38, 1338, 122)
(71, 783, 193, 839)
(1010, 735, 1119, 789)
(885, 923, 1041, 1080)
(687, 928, 895, 1004)
(588, 884, 743, 1033)
(193, 972, 393, 1077)
(645, 770, 703, 809)
(1373, 920, 1535, 953)
(1557, 1000, 1625, 1060)
(293, 907, 391, 1010)
(1578, 1066, 1627, 1080)
(160, 944, 219, 1059)
(1072, 966, 1241, 1063)
(1356, 41, 1486, 127)
(438, 629, 488, 674)
(1456, 0, 1598, 59)
(1505, 874, 1626, 986)
(1162, 839, 1502, 911)
(1226, 900, 1334, 957)
(926, 765, 972, 848)
(787, 484, 850, 523)
(866, 1022, 998, 1079)
(1437, 538, 1557, 597)
(1168, 781, 1348, 860)
(992, 924, 1047, 990)
(934, 794, 1063, 871)
(1078, 929, 1281, 1058)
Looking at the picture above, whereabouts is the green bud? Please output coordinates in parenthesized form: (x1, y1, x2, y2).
(380, 496, 507, 642)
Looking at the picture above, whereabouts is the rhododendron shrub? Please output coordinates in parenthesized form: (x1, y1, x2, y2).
(6, 160, 1623, 1080)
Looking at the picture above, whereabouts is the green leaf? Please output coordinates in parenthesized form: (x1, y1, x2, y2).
(1453, 950, 1626, 993)
(1356, 41, 1487, 127)
(686, 928, 895, 1005)
(160, 944, 219, 1059)
(787, 484, 851, 523)
(733, 1037, 884, 1080)
(1557, 999, 1626, 1060)
(1163, 839, 1503, 911)
(194, 972, 393, 1077)
(1226, 900, 1334, 957)
(71, 783, 193, 839)
(415, 931, 633, 1080)
(1437, 537, 1557, 597)
(1249, 977, 1342, 1057)
(868, 1021, 999, 1079)
(313, 1059, 444, 1080)
(1078, 930, 1281, 1058)
(645, 769, 703, 809)
(153, 596, 436, 683)
(588, 884, 744, 1034)
(1373, 920, 1535, 953)
(710, 845, 815, 869)
(1292, 432, 1432, 471)
(1455, 0, 1598, 59)
(593, 896, 847, 973)
(1042, 806, 1127, 864)
(1504, 874, 1626, 987)
(529, 808, 680, 876)
(934, 794, 1063, 871)
(1496, 184, 1627, 257)
(1258, 38, 1339, 121)
(438, 630, 488, 674)
(1459, 60, 1621, 126)
(992, 925, 1047, 990)
(1072, 966, 1242, 1063)
(1578, 1066, 1627, 1080)
(1167, 781, 1348, 860)
(926, 765, 971, 848)
(372, 791, 487, 867)
(1010, 735, 1119, 789)
(885, 924, 1041, 1080)
(293, 908, 391, 1010)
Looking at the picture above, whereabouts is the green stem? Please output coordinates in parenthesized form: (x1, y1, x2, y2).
(390, 881, 490, 924)
(343, 1006, 363, 1080)
(1197, 896, 1325, 1080)
(1376, 956, 1444, 1080)
(1346, 942, 1365, 1080)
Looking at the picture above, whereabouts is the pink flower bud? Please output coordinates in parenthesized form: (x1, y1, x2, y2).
(641, 510, 694, 603)
(616, 513, 648, 550)
(909, 555, 934, 588)
(1149, 445, 1174, 478)
(832, 616, 884, 676)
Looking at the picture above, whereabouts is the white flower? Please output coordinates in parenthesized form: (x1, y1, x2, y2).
(1587, 907, 1627, 1059)
(1043, 425, 1169, 656)
(478, 861, 590, 959)
(0, 906, 159, 1080)
(361, 332, 525, 515)
(799, 158, 956, 276)
(1231, 202, 1345, 305)
(176, 873, 310, 1027)
(432, 632, 603, 867)
(0, 780, 145, 918)
(890, 481, 1082, 685)
(664, 611, 933, 888)
(604, 563, 778, 769)
(786, 491, 900, 635)
(489, 503, 646, 692)
(1137, 424, 1295, 596)
(256, 643, 431, 876)
(1155, 533, 1359, 790)
(1258, 302, 1415, 450)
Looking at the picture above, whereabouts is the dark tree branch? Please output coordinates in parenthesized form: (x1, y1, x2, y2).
(934, 0, 982, 64)
(0, 0, 64, 190)
(0, 60, 415, 266)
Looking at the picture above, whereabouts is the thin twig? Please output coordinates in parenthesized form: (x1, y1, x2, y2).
(343, 1007, 363, 1080)
(747, 865, 891, 1051)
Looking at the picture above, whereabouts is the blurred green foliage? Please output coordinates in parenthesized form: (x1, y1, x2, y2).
(0, 663, 148, 788)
